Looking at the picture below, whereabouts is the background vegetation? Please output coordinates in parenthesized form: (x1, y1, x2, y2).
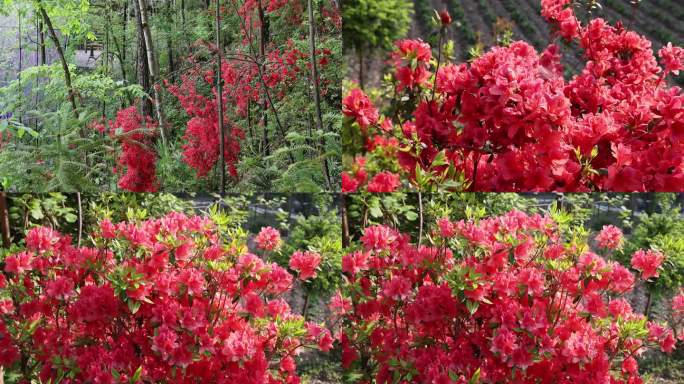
(0, 0, 341, 192)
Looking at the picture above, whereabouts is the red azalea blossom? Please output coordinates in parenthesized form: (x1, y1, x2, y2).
(392, 39, 432, 91)
(595, 225, 623, 250)
(659, 42, 684, 75)
(341, 172, 360, 193)
(332, 210, 683, 383)
(255, 226, 281, 251)
(289, 251, 321, 280)
(366, 171, 401, 193)
(109, 106, 159, 192)
(0, 214, 329, 383)
(631, 249, 665, 280)
(341, 156, 369, 193)
(342, 88, 379, 130)
(45, 277, 74, 300)
(4, 252, 33, 274)
(167, 70, 243, 179)
(165, 0, 337, 184)
(674, 291, 684, 315)
(344, 0, 684, 192)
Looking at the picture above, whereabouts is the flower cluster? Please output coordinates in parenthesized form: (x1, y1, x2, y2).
(289, 251, 322, 280)
(595, 224, 623, 250)
(166, 68, 244, 179)
(343, 0, 684, 192)
(631, 249, 665, 280)
(332, 211, 681, 383)
(255, 226, 282, 251)
(0, 214, 330, 383)
(109, 106, 159, 192)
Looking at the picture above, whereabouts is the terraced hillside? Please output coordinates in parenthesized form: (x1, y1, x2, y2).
(413, 0, 684, 84)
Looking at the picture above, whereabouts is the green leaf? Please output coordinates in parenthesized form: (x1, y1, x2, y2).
(469, 368, 481, 384)
(131, 366, 143, 383)
(128, 300, 141, 314)
(26, 318, 42, 336)
(369, 206, 383, 218)
(466, 300, 479, 315)
(63, 213, 78, 223)
(431, 150, 448, 168)
(30, 208, 44, 220)
(448, 370, 460, 381)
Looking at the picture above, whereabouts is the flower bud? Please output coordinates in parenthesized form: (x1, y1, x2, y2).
(439, 9, 452, 26)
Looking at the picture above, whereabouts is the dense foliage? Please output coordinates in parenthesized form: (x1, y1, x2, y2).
(0, 0, 341, 192)
(342, 0, 684, 192)
(333, 210, 684, 383)
(0, 212, 333, 382)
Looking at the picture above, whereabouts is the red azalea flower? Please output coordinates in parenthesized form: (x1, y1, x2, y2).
(255, 226, 281, 251)
(631, 249, 665, 280)
(595, 225, 623, 250)
(342, 88, 379, 130)
(289, 251, 321, 280)
(367, 171, 400, 193)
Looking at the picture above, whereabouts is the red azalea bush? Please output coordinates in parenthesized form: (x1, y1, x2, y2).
(332, 211, 684, 383)
(0, 213, 332, 383)
(342, 0, 684, 192)
(166, 0, 337, 180)
(166, 66, 244, 179)
(109, 106, 159, 193)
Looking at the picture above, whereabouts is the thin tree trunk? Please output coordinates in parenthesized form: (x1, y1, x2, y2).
(341, 194, 350, 248)
(247, 100, 255, 152)
(103, 7, 110, 117)
(76, 193, 83, 247)
(137, 0, 168, 144)
(18, 12, 22, 82)
(216, 0, 226, 194)
(167, 40, 175, 80)
(34, 18, 40, 130)
(39, 6, 78, 117)
(166, 0, 176, 80)
(0, 193, 10, 248)
(307, 0, 332, 190)
(133, 0, 153, 116)
(181, 0, 186, 26)
(258, 0, 270, 157)
(39, 20, 46, 65)
(18, 11, 22, 124)
(123, 0, 128, 68)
